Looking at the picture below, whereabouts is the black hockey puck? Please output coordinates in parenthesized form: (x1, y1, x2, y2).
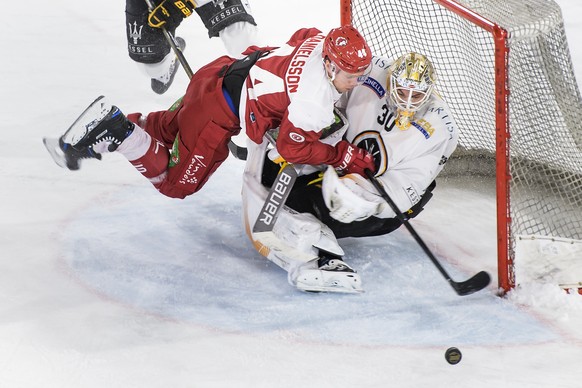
(445, 347, 462, 365)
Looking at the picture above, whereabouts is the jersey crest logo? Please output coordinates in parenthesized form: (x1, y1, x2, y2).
(352, 131, 387, 175)
(289, 132, 305, 142)
(335, 37, 348, 47)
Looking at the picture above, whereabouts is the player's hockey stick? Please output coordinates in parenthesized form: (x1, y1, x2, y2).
(144, 0, 194, 78)
(253, 164, 298, 233)
(364, 169, 491, 296)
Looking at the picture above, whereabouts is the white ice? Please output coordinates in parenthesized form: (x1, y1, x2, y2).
(2, 0, 582, 387)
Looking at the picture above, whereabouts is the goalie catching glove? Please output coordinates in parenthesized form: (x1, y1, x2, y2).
(322, 166, 385, 223)
(322, 167, 437, 224)
(148, 0, 195, 29)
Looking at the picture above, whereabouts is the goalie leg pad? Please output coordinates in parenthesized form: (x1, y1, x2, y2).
(195, 0, 257, 38)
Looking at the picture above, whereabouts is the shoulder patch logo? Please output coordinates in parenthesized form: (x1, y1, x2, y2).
(169, 96, 183, 112)
(362, 77, 386, 98)
(289, 132, 305, 142)
(169, 135, 180, 167)
(411, 118, 435, 139)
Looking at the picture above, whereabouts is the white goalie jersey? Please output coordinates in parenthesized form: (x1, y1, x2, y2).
(324, 56, 459, 222)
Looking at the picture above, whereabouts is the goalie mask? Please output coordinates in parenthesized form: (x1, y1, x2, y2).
(387, 52, 436, 129)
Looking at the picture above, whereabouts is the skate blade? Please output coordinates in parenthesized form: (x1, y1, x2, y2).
(43, 137, 69, 169)
(296, 284, 365, 294)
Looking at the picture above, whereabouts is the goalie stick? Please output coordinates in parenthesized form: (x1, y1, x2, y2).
(144, 0, 193, 78)
(365, 169, 491, 296)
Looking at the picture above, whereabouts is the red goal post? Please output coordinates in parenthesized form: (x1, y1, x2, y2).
(341, 0, 582, 294)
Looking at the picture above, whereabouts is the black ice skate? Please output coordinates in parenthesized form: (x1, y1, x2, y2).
(71, 105, 134, 152)
(43, 96, 134, 170)
(43, 137, 102, 171)
(151, 37, 186, 95)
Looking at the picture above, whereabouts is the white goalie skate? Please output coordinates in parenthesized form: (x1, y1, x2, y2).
(290, 255, 363, 294)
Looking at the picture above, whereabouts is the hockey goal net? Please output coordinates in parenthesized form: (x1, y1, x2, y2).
(341, 0, 582, 294)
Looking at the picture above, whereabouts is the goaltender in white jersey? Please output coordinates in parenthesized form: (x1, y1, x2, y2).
(242, 52, 459, 293)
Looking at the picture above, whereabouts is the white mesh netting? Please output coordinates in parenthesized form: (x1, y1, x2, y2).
(348, 0, 582, 247)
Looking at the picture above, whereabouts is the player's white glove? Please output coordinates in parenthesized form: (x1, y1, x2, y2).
(321, 166, 384, 223)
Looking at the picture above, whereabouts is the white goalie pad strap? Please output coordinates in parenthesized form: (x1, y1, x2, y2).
(322, 166, 384, 223)
(272, 211, 324, 258)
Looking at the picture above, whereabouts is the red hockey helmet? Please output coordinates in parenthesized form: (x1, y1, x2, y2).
(323, 26, 372, 74)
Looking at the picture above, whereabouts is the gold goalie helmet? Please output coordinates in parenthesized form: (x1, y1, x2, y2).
(387, 52, 436, 129)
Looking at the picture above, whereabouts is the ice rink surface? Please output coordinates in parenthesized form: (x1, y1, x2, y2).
(1, 0, 582, 387)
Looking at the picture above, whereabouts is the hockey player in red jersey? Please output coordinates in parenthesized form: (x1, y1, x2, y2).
(241, 26, 373, 169)
(44, 25, 374, 201)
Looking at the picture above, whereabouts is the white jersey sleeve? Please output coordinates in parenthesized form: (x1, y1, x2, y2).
(286, 42, 342, 132)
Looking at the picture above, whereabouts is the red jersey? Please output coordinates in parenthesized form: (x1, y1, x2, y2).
(240, 28, 345, 166)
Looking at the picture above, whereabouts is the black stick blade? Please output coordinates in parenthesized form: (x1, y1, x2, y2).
(451, 271, 491, 296)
